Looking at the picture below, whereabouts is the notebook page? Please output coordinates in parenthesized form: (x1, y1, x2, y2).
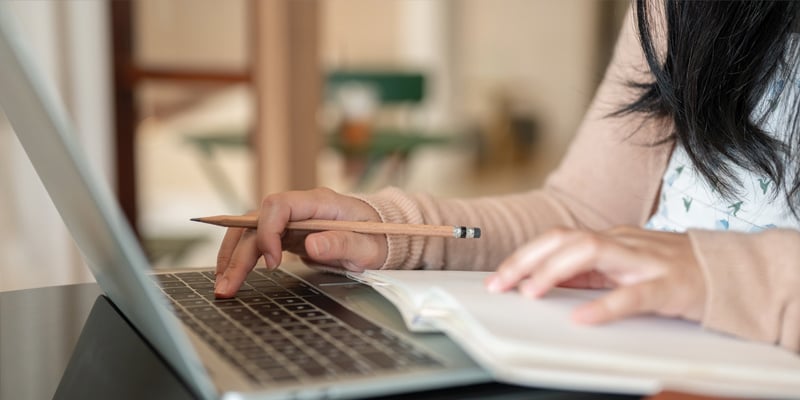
(359, 270, 800, 397)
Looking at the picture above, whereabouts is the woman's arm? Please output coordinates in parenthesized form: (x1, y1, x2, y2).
(691, 229, 800, 351)
(359, 7, 672, 271)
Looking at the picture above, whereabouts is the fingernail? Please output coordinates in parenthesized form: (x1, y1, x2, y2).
(312, 236, 330, 257)
(215, 276, 230, 296)
(265, 254, 277, 269)
(486, 276, 503, 293)
(573, 306, 598, 324)
(521, 282, 543, 298)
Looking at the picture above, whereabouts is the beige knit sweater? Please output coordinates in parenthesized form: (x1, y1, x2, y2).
(357, 10, 800, 352)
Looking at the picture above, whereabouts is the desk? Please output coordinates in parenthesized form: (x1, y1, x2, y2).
(0, 283, 101, 400)
(0, 283, 650, 400)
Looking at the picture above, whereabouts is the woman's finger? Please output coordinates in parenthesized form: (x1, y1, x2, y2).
(517, 233, 611, 297)
(304, 231, 387, 271)
(216, 227, 245, 281)
(215, 230, 261, 298)
(487, 229, 581, 292)
(257, 188, 376, 270)
(558, 271, 615, 289)
(572, 280, 666, 324)
(281, 230, 311, 257)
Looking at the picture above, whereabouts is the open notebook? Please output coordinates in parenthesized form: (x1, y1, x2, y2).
(347, 270, 800, 399)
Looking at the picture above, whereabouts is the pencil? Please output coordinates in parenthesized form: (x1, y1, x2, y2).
(191, 215, 481, 239)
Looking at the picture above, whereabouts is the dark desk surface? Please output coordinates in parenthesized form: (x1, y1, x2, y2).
(0, 283, 710, 400)
(0, 283, 102, 400)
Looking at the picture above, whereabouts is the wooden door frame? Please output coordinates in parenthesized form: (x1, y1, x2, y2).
(109, 0, 319, 233)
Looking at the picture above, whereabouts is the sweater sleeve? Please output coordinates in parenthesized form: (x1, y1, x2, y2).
(689, 229, 800, 351)
(356, 8, 672, 271)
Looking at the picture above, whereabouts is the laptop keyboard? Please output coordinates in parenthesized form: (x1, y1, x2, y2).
(152, 269, 442, 384)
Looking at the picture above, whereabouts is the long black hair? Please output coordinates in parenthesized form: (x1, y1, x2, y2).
(617, 0, 800, 214)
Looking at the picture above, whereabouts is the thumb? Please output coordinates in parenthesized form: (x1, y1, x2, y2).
(305, 231, 386, 271)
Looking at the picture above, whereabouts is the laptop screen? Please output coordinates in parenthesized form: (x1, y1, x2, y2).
(0, 6, 214, 399)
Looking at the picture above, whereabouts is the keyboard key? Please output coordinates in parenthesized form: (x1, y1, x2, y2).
(201, 271, 216, 279)
(172, 292, 202, 301)
(163, 287, 194, 295)
(304, 296, 375, 330)
(263, 290, 295, 299)
(282, 324, 313, 335)
(273, 345, 306, 360)
(284, 304, 314, 312)
(245, 270, 266, 281)
(252, 362, 298, 382)
(238, 319, 270, 329)
(330, 360, 364, 375)
(211, 298, 242, 308)
(207, 320, 239, 338)
(261, 309, 296, 323)
(187, 282, 214, 290)
(263, 338, 296, 350)
(157, 281, 185, 289)
(306, 317, 340, 327)
(289, 287, 322, 297)
(248, 279, 278, 289)
(265, 270, 297, 282)
(154, 274, 178, 282)
(249, 303, 280, 313)
(239, 296, 271, 305)
(195, 311, 225, 323)
(273, 297, 306, 306)
(233, 310, 267, 321)
(297, 362, 328, 377)
(250, 326, 283, 337)
(318, 325, 353, 338)
(176, 298, 209, 307)
(180, 274, 210, 283)
(361, 351, 399, 369)
(295, 310, 327, 319)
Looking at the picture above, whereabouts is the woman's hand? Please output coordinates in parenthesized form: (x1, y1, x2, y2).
(485, 226, 706, 324)
(215, 187, 387, 298)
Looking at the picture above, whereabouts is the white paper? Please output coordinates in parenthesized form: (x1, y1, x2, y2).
(350, 270, 800, 398)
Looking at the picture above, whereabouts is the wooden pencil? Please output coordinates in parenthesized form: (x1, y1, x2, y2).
(191, 215, 481, 239)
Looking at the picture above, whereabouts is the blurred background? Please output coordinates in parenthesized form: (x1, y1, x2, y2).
(0, 0, 628, 293)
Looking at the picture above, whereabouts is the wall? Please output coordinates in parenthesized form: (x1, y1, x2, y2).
(454, 0, 601, 153)
(0, 1, 110, 291)
(322, 0, 615, 195)
(0, 3, 112, 399)
(135, 0, 249, 70)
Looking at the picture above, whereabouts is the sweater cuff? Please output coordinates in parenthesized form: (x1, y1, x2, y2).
(688, 229, 797, 350)
(351, 187, 425, 270)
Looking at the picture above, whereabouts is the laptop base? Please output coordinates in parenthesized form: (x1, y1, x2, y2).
(53, 294, 637, 400)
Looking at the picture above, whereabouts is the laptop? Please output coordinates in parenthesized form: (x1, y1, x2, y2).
(0, 7, 489, 399)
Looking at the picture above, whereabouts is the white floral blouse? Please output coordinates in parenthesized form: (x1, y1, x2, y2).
(645, 67, 800, 233)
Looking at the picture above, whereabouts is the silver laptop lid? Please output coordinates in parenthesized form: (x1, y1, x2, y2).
(0, 6, 215, 399)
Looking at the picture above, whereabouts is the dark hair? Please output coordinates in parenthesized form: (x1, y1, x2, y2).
(616, 0, 800, 214)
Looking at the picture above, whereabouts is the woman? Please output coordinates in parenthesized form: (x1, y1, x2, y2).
(214, 1, 800, 351)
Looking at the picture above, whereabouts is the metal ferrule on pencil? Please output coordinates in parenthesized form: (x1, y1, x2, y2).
(453, 226, 481, 239)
